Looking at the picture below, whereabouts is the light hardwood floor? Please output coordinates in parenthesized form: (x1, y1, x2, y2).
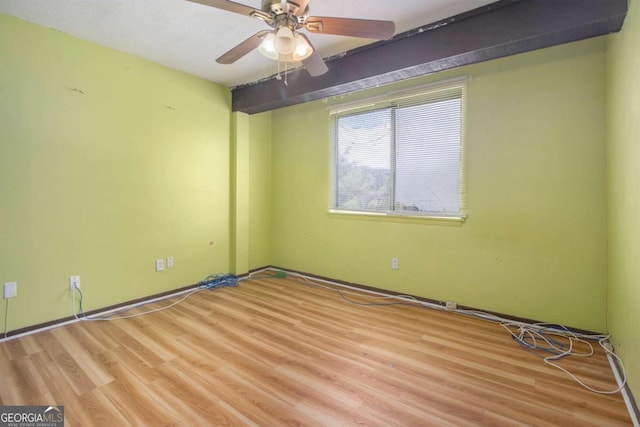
(0, 275, 633, 426)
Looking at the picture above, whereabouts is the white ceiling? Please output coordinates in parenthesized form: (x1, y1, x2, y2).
(0, 0, 497, 87)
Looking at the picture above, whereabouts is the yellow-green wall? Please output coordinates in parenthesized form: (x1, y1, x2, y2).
(270, 38, 608, 332)
(248, 112, 272, 270)
(230, 112, 250, 274)
(607, 0, 640, 400)
(230, 111, 272, 274)
(0, 14, 231, 330)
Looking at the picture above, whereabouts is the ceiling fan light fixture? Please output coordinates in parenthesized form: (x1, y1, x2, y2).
(258, 32, 279, 60)
(292, 33, 313, 61)
(274, 26, 296, 55)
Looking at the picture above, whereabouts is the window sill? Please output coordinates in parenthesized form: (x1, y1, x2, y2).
(328, 209, 467, 225)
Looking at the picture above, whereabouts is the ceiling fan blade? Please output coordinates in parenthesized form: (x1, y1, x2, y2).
(288, 0, 309, 16)
(186, 0, 270, 20)
(299, 34, 328, 76)
(216, 30, 270, 64)
(305, 16, 395, 39)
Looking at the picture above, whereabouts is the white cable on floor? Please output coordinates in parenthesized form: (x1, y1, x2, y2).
(70, 271, 271, 322)
(280, 268, 628, 396)
(608, 350, 640, 427)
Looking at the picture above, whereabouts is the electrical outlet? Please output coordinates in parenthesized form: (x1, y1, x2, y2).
(3, 282, 17, 299)
(445, 301, 457, 310)
(167, 256, 174, 268)
(156, 259, 164, 272)
(69, 275, 80, 290)
(391, 257, 399, 270)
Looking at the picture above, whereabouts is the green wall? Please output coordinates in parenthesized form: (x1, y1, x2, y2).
(230, 112, 250, 274)
(607, 0, 640, 400)
(248, 112, 272, 270)
(230, 111, 272, 274)
(270, 38, 608, 332)
(0, 14, 231, 330)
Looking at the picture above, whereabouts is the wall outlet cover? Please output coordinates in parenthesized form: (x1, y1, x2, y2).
(3, 282, 17, 299)
(167, 256, 174, 268)
(156, 259, 164, 272)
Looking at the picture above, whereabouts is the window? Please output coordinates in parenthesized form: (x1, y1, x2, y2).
(330, 78, 466, 219)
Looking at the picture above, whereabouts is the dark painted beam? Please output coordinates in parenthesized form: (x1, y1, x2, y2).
(231, 0, 627, 114)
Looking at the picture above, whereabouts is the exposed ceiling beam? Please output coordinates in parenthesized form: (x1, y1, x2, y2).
(231, 0, 627, 114)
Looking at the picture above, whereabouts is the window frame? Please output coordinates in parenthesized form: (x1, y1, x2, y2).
(329, 77, 468, 222)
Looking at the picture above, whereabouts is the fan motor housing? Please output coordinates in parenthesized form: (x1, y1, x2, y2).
(262, 0, 286, 14)
(262, 0, 308, 17)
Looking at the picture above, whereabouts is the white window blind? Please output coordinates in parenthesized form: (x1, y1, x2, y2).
(330, 78, 467, 218)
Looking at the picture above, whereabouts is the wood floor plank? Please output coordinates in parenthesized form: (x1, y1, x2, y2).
(145, 377, 221, 427)
(19, 334, 44, 355)
(78, 388, 131, 427)
(0, 361, 30, 405)
(3, 337, 27, 360)
(29, 351, 98, 426)
(100, 377, 180, 426)
(52, 350, 98, 396)
(50, 327, 114, 387)
(0, 345, 11, 377)
(153, 362, 254, 426)
(0, 276, 633, 426)
(11, 356, 50, 401)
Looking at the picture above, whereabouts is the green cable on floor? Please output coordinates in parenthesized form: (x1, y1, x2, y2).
(271, 270, 288, 278)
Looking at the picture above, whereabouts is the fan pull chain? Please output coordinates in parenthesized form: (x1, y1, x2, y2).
(284, 61, 288, 86)
(275, 61, 289, 86)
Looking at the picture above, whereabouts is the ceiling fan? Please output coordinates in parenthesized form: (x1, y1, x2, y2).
(187, 0, 396, 78)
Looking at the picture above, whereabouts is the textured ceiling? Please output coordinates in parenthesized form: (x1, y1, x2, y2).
(0, 0, 497, 87)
